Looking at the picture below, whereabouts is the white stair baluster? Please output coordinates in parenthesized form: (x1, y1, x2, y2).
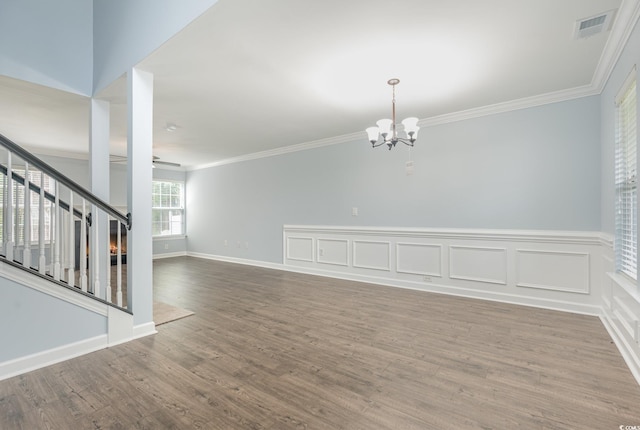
(106, 216, 112, 304)
(38, 173, 46, 274)
(67, 192, 75, 286)
(116, 220, 122, 307)
(80, 198, 88, 292)
(53, 181, 61, 280)
(92, 206, 100, 298)
(5, 152, 13, 261)
(23, 162, 31, 268)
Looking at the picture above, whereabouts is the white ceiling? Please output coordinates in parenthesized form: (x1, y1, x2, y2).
(0, 0, 630, 169)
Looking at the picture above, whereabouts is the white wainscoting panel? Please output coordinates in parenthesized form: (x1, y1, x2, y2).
(353, 240, 391, 271)
(286, 236, 314, 262)
(516, 249, 590, 294)
(396, 243, 442, 277)
(282, 225, 603, 316)
(317, 238, 349, 266)
(449, 246, 507, 285)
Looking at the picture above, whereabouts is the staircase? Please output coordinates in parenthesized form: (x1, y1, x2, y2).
(0, 133, 138, 380)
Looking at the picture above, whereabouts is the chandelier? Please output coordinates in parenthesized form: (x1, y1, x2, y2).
(366, 78, 419, 150)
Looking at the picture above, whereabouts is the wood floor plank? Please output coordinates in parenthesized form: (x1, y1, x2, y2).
(2, 256, 640, 429)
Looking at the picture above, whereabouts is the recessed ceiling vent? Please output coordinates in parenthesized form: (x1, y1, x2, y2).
(574, 9, 616, 39)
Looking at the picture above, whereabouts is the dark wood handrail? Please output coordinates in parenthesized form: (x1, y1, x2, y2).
(0, 133, 131, 229)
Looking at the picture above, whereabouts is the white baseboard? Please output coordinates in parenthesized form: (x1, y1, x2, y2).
(132, 322, 157, 340)
(153, 251, 187, 260)
(600, 312, 640, 387)
(187, 252, 284, 271)
(0, 322, 157, 381)
(0, 334, 108, 381)
(283, 264, 602, 316)
(185, 251, 601, 316)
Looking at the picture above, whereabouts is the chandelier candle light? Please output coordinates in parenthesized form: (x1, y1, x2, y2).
(366, 78, 419, 150)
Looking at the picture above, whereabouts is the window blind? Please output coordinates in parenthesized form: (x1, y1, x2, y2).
(615, 71, 637, 280)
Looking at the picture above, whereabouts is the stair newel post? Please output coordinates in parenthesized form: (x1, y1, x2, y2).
(116, 219, 123, 307)
(80, 198, 88, 292)
(5, 152, 14, 261)
(38, 173, 46, 274)
(67, 192, 75, 287)
(23, 162, 31, 268)
(53, 180, 61, 281)
(92, 205, 100, 298)
(106, 215, 112, 304)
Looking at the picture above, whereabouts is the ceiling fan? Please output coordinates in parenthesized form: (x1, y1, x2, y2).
(109, 155, 181, 168)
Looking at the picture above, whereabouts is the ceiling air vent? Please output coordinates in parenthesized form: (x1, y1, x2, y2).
(574, 10, 616, 39)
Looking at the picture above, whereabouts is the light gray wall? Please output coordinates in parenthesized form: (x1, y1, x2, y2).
(600, 19, 640, 236)
(92, 0, 218, 93)
(186, 95, 601, 264)
(37, 154, 128, 208)
(0, 277, 107, 361)
(0, 0, 93, 95)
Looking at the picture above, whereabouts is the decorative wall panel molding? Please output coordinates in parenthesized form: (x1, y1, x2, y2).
(353, 240, 391, 271)
(516, 249, 590, 294)
(396, 243, 442, 277)
(286, 236, 314, 262)
(283, 225, 603, 316)
(449, 246, 507, 285)
(317, 238, 349, 266)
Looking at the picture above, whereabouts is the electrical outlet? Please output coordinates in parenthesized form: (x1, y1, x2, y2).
(164, 243, 169, 250)
(423, 275, 432, 282)
(224, 239, 228, 246)
(352, 207, 358, 216)
(319, 248, 324, 257)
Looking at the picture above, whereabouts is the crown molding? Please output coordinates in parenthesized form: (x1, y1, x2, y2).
(592, 0, 640, 93)
(190, 131, 363, 171)
(186, 0, 640, 172)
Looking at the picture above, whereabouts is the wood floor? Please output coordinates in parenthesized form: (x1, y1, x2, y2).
(1, 256, 640, 429)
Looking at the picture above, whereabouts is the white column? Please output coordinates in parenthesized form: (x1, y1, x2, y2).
(90, 98, 110, 299)
(127, 68, 154, 324)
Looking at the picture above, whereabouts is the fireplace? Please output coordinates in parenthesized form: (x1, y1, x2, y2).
(109, 220, 127, 265)
(75, 220, 127, 269)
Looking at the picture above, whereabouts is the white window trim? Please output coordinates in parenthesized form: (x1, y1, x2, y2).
(152, 180, 186, 238)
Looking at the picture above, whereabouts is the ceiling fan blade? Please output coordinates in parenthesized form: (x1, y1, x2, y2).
(153, 160, 181, 167)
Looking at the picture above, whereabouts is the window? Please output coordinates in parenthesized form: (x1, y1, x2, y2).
(615, 70, 637, 280)
(152, 180, 184, 236)
(0, 168, 54, 244)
